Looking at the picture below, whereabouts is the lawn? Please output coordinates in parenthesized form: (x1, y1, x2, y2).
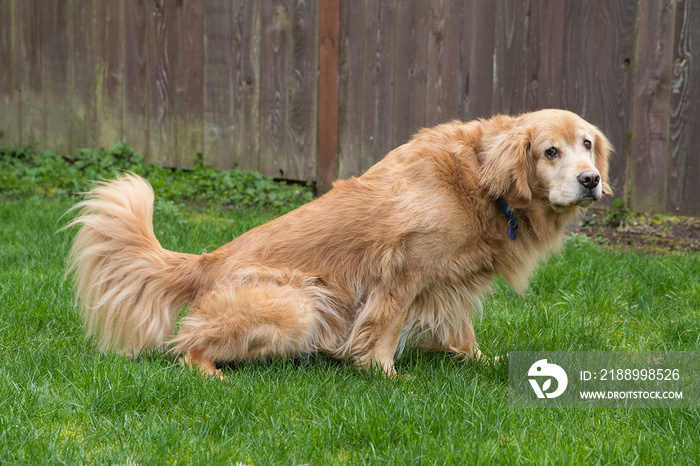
(1, 189, 699, 464)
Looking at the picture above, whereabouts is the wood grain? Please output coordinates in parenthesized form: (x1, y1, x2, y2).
(561, 0, 600, 116)
(426, 0, 463, 127)
(96, 0, 124, 150)
(19, 0, 46, 147)
(230, 0, 261, 172)
(337, 0, 365, 178)
(1, 0, 698, 216)
(317, 0, 340, 191)
(492, 0, 529, 115)
(630, 0, 674, 213)
(260, 0, 291, 178)
(392, 0, 429, 147)
(149, 0, 178, 166)
(0, 0, 20, 146)
(669, 0, 700, 215)
(123, 0, 150, 157)
(596, 0, 638, 207)
(44, 0, 71, 155)
(71, 0, 98, 151)
(290, 0, 318, 180)
(203, 0, 234, 168)
(359, 0, 396, 171)
(527, 0, 565, 110)
(175, 0, 204, 168)
(461, 0, 496, 121)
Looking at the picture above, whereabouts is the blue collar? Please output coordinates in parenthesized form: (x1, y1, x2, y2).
(497, 196, 518, 240)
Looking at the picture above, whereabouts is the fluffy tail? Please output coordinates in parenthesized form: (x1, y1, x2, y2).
(64, 174, 206, 354)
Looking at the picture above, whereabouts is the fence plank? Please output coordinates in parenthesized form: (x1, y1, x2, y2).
(669, 0, 700, 216)
(359, 0, 396, 170)
(337, 0, 364, 178)
(203, 1, 234, 168)
(561, 0, 599, 116)
(0, 0, 20, 146)
(260, 0, 291, 178)
(45, 0, 71, 155)
(287, 0, 318, 181)
(461, 0, 496, 121)
(149, 0, 178, 166)
(596, 0, 637, 206)
(630, 0, 674, 214)
(175, 0, 204, 168)
(71, 0, 97, 152)
(19, 0, 45, 147)
(527, 0, 565, 110)
(426, 0, 463, 127)
(96, 0, 124, 150)
(492, 0, 529, 115)
(392, 0, 429, 147)
(123, 0, 150, 157)
(230, 0, 261, 172)
(317, 0, 340, 190)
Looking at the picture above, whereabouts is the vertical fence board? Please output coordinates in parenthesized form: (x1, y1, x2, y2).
(596, 0, 638, 205)
(561, 0, 600, 116)
(392, 0, 429, 147)
(0, 0, 20, 146)
(175, 0, 203, 168)
(527, 0, 565, 109)
(287, 0, 318, 180)
(19, 0, 45, 147)
(149, 0, 178, 166)
(317, 0, 340, 190)
(260, 0, 291, 178)
(230, 1, 261, 172)
(123, 0, 150, 157)
(631, 0, 674, 213)
(426, 0, 463, 127)
(45, 0, 71, 155)
(492, 0, 529, 115)
(669, 0, 700, 215)
(71, 0, 97, 151)
(461, 0, 496, 121)
(96, 0, 124, 150)
(337, 0, 364, 178)
(360, 0, 396, 170)
(203, 1, 234, 168)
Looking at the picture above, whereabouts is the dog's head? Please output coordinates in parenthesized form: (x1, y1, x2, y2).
(479, 109, 613, 212)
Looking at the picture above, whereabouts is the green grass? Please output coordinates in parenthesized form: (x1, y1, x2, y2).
(1, 195, 699, 465)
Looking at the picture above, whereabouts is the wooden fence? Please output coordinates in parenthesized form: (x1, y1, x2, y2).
(0, 0, 698, 216)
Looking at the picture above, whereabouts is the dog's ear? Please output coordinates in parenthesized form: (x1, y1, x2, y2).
(478, 126, 532, 209)
(593, 129, 614, 195)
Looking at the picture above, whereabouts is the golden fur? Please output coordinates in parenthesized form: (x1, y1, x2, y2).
(65, 109, 612, 377)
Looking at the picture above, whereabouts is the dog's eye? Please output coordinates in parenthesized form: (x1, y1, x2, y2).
(544, 147, 558, 159)
(583, 139, 592, 150)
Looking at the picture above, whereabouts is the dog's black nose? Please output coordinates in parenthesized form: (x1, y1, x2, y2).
(577, 171, 600, 190)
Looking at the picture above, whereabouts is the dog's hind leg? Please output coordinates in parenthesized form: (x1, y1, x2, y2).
(444, 318, 481, 362)
(181, 348, 224, 380)
(171, 279, 327, 376)
(347, 283, 417, 376)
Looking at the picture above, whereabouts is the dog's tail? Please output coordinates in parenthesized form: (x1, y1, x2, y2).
(64, 174, 208, 354)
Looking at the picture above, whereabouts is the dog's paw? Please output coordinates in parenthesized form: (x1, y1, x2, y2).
(180, 353, 226, 380)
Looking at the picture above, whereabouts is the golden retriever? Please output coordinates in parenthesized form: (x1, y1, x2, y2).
(66, 109, 612, 377)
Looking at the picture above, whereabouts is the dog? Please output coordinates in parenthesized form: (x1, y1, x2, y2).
(65, 109, 612, 378)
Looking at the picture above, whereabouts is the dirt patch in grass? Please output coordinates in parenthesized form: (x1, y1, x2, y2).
(573, 210, 700, 254)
